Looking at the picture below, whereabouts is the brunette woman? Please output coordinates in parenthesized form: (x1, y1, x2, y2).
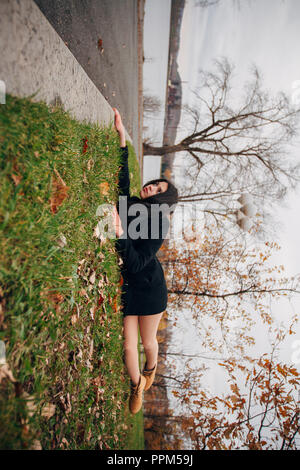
(112, 108, 178, 414)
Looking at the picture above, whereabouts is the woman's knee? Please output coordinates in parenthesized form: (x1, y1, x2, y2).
(142, 337, 158, 351)
(123, 338, 138, 354)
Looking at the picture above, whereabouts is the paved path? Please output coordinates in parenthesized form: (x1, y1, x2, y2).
(34, 0, 139, 154)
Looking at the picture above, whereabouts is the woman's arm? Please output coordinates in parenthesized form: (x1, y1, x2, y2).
(113, 108, 130, 198)
(117, 146, 130, 198)
(116, 236, 165, 274)
(113, 108, 126, 148)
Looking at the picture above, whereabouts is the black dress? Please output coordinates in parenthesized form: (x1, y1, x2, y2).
(115, 146, 169, 317)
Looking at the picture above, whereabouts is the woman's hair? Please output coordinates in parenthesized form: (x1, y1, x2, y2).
(127, 178, 179, 217)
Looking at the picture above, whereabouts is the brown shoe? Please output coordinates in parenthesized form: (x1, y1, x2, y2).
(142, 363, 157, 391)
(129, 375, 146, 414)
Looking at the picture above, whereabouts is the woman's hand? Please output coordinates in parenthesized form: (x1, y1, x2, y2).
(112, 204, 124, 238)
(113, 108, 126, 148)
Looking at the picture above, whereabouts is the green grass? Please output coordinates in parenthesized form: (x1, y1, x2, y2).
(0, 94, 144, 449)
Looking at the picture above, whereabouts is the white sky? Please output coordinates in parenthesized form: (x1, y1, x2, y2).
(143, 0, 300, 410)
(177, 0, 300, 370)
(143, 0, 171, 183)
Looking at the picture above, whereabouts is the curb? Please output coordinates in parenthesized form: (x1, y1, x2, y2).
(0, 0, 132, 144)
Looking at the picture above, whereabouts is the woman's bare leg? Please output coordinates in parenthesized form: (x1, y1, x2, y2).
(123, 315, 140, 385)
(139, 312, 164, 370)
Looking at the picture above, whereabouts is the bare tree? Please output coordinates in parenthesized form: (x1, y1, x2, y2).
(195, 0, 265, 8)
(143, 92, 162, 117)
(144, 58, 300, 227)
(195, 0, 221, 6)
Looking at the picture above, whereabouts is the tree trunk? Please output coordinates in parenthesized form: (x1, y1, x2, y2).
(143, 142, 185, 156)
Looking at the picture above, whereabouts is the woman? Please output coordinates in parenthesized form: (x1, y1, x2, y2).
(112, 108, 178, 414)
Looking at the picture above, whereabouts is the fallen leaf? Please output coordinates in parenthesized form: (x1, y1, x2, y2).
(59, 393, 72, 414)
(11, 173, 22, 186)
(97, 38, 104, 54)
(41, 403, 56, 419)
(90, 305, 96, 320)
(87, 158, 94, 171)
(30, 439, 42, 450)
(99, 181, 109, 196)
(93, 224, 107, 243)
(56, 233, 67, 248)
(92, 375, 105, 404)
(89, 271, 96, 284)
(89, 339, 94, 362)
(0, 362, 16, 384)
(40, 289, 64, 313)
(98, 294, 104, 306)
(82, 136, 88, 154)
(60, 438, 69, 449)
(50, 169, 69, 214)
(83, 171, 88, 184)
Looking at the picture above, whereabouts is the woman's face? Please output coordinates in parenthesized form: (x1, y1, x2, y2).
(140, 181, 168, 199)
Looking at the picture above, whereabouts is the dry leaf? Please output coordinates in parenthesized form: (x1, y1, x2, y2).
(89, 271, 96, 284)
(83, 171, 88, 184)
(59, 393, 72, 414)
(41, 403, 56, 419)
(82, 136, 88, 154)
(50, 169, 69, 214)
(0, 362, 16, 384)
(89, 339, 94, 361)
(56, 233, 67, 248)
(11, 173, 22, 186)
(99, 181, 109, 196)
(93, 224, 107, 243)
(98, 38, 104, 54)
(41, 289, 64, 313)
(87, 158, 94, 171)
(30, 439, 42, 450)
(60, 438, 69, 449)
(90, 305, 96, 320)
(98, 293, 104, 306)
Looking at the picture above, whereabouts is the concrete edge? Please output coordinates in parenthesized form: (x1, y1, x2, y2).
(0, 0, 132, 144)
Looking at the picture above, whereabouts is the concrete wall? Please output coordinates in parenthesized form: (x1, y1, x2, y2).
(0, 0, 131, 141)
